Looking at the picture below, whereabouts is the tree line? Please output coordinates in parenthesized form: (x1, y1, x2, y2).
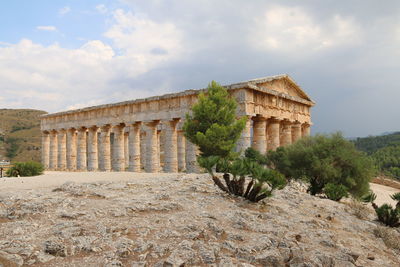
(353, 132, 400, 179)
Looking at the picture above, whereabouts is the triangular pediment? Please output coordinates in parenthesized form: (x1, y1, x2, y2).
(248, 75, 313, 102)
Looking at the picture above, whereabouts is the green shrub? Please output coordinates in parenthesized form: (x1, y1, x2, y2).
(266, 133, 376, 198)
(5, 137, 20, 159)
(244, 147, 267, 165)
(362, 191, 400, 227)
(6, 161, 44, 177)
(374, 204, 400, 227)
(361, 191, 377, 208)
(324, 183, 349, 201)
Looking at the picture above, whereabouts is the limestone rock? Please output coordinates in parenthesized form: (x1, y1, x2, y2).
(0, 251, 24, 266)
(44, 238, 67, 257)
(0, 173, 399, 266)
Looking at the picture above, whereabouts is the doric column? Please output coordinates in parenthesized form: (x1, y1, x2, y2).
(164, 119, 179, 173)
(144, 121, 159, 173)
(87, 126, 99, 171)
(291, 122, 302, 143)
(124, 132, 129, 170)
(302, 123, 311, 137)
(77, 127, 87, 171)
(128, 122, 141, 172)
(186, 139, 200, 173)
(157, 130, 161, 171)
(267, 118, 280, 151)
(112, 124, 125, 171)
(41, 131, 50, 169)
(140, 131, 146, 171)
(99, 125, 111, 171)
(236, 116, 252, 154)
(280, 121, 292, 147)
(177, 130, 186, 172)
(252, 117, 267, 154)
(49, 130, 58, 170)
(57, 129, 67, 170)
(66, 128, 77, 170)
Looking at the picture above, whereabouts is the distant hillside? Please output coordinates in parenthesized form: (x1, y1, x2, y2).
(353, 132, 400, 154)
(0, 109, 47, 163)
(353, 132, 400, 179)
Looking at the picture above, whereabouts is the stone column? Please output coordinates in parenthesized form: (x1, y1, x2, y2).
(124, 132, 129, 170)
(99, 125, 111, 171)
(88, 126, 99, 171)
(164, 119, 179, 173)
(49, 130, 58, 170)
(140, 131, 146, 171)
(77, 128, 87, 171)
(144, 121, 159, 173)
(112, 125, 125, 171)
(177, 130, 186, 172)
(236, 116, 252, 154)
(128, 122, 141, 172)
(252, 117, 267, 154)
(66, 128, 77, 170)
(186, 139, 200, 173)
(41, 131, 50, 169)
(57, 129, 67, 170)
(280, 121, 292, 147)
(267, 119, 280, 151)
(157, 130, 161, 172)
(302, 123, 311, 137)
(291, 122, 302, 143)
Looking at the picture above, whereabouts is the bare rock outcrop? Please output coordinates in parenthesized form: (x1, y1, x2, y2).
(0, 174, 399, 266)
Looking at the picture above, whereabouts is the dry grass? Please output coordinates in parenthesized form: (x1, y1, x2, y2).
(346, 199, 372, 220)
(373, 226, 400, 250)
(0, 109, 46, 162)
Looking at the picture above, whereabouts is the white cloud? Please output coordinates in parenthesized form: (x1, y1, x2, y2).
(0, 41, 12, 46)
(36, 26, 57, 32)
(96, 4, 108, 14)
(104, 9, 183, 75)
(59, 6, 71, 15)
(0, 11, 183, 112)
(251, 6, 362, 54)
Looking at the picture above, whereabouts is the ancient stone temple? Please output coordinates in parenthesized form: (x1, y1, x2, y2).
(40, 74, 315, 173)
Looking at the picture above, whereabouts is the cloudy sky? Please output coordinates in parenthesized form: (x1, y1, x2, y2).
(0, 1, 399, 137)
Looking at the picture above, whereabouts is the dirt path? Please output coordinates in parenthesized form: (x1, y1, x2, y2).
(2, 172, 399, 207)
(370, 182, 400, 206)
(0, 171, 184, 192)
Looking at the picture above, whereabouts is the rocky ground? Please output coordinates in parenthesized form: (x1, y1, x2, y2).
(0, 173, 399, 267)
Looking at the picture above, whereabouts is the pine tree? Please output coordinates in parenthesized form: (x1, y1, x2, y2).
(183, 81, 246, 159)
(183, 81, 286, 202)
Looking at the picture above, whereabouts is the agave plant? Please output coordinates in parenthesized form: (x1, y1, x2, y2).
(198, 156, 286, 202)
(361, 191, 400, 227)
(390, 192, 400, 210)
(375, 204, 400, 227)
